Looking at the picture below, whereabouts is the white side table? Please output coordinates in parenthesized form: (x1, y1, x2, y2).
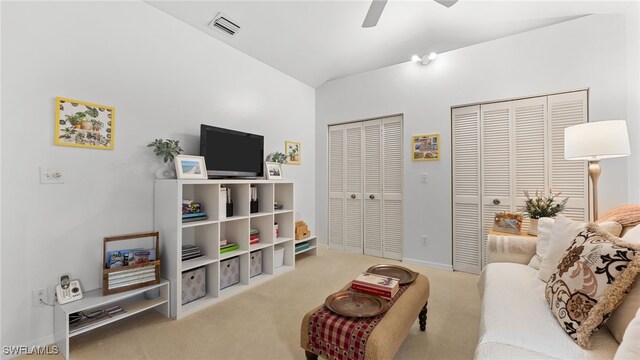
(486, 230, 537, 265)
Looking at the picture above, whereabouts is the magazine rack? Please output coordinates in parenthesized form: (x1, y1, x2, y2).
(102, 231, 161, 295)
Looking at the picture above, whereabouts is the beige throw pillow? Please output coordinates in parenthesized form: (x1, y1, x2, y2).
(539, 216, 586, 282)
(545, 223, 640, 349)
(607, 224, 640, 343)
(528, 217, 555, 270)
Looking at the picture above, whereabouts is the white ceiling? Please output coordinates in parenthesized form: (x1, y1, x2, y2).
(147, 0, 635, 88)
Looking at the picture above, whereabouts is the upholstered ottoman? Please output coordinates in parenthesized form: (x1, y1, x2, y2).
(301, 274, 430, 360)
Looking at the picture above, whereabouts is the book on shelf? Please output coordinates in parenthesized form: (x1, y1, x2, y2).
(182, 216, 208, 223)
(182, 212, 207, 218)
(250, 228, 259, 235)
(220, 243, 236, 249)
(351, 272, 399, 299)
(249, 239, 259, 245)
(220, 239, 228, 246)
(220, 244, 239, 253)
(250, 234, 259, 240)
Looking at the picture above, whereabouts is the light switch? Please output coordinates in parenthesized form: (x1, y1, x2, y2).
(421, 173, 428, 183)
(40, 167, 64, 184)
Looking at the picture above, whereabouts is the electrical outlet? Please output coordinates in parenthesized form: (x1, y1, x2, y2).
(40, 166, 64, 184)
(32, 287, 49, 307)
(421, 235, 428, 246)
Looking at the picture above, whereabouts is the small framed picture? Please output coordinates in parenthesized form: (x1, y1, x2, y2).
(175, 155, 208, 179)
(412, 133, 440, 161)
(55, 96, 115, 150)
(285, 140, 301, 165)
(265, 162, 283, 180)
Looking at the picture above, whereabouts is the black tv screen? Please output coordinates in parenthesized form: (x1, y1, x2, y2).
(200, 125, 264, 178)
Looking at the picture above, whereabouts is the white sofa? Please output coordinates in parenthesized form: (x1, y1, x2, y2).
(475, 232, 638, 359)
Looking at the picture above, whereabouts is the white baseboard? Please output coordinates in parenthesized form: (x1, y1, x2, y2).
(317, 243, 329, 249)
(402, 257, 453, 271)
(2, 334, 55, 360)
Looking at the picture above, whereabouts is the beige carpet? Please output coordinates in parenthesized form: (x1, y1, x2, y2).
(25, 248, 480, 359)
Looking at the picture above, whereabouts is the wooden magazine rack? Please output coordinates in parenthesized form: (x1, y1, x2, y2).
(102, 231, 161, 296)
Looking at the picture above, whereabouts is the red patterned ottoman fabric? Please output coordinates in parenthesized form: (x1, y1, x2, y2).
(307, 285, 410, 360)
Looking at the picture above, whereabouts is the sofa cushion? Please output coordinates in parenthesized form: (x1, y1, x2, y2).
(538, 217, 622, 282)
(607, 225, 640, 343)
(614, 307, 640, 359)
(545, 224, 640, 348)
(478, 262, 619, 359)
(528, 217, 554, 270)
(539, 216, 586, 282)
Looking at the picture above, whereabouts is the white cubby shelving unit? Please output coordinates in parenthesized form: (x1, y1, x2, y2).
(154, 179, 295, 319)
(295, 235, 318, 256)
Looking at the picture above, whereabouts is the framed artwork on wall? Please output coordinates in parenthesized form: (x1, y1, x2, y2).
(285, 140, 301, 165)
(412, 133, 440, 161)
(175, 155, 208, 179)
(55, 97, 115, 150)
(265, 162, 284, 179)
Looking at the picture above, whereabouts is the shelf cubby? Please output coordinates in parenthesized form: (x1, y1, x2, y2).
(182, 183, 219, 221)
(253, 183, 274, 213)
(250, 215, 275, 245)
(182, 222, 219, 262)
(224, 184, 250, 217)
(220, 218, 249, 252)
(274, 183, 294, 211)
(274, 212, 294, 243)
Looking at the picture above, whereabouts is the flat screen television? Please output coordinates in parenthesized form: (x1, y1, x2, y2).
(200, 125, 264, 178)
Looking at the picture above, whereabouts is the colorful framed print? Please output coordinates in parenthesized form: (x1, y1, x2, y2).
(55, 97, 115, 150)
(285, 140, 301, 165)
(412, 133, 440, 161)
(175, 155, 208, 179)
(265, 162, 284, 180)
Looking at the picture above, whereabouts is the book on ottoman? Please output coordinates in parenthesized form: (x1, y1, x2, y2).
(351, 272, 400, 299)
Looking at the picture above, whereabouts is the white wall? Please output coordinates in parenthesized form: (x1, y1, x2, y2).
(627, 1, 640, 203)
(0, 1, 315, 349)
(316, 14, 639, 269)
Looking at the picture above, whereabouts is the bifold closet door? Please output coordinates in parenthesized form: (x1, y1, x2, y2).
(363, 119, 383, 257)
(344, 123, 364, 253)
(480, 101, 513, 267)
(548, 91, 588, 221)
(513, 96, 548, 233)
(452, 106, 481, 273)
(381, 116, 403, 260)
(328, 125, 345, 250)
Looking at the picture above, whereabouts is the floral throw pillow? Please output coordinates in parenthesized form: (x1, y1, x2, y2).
(545, 223, 640, 349)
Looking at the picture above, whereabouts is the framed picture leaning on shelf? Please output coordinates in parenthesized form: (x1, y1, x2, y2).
(175, 155, 208, 179)
(265, 162, 283, 179)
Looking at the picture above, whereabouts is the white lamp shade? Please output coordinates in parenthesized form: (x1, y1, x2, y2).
(564, 120, 631, 160)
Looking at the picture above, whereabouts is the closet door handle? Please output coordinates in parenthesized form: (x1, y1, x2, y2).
(493, 199, 501, 205)
(351, 194, 356, 199)
(369, 194, 375, 200)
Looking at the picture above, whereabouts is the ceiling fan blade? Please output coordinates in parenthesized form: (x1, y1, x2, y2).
(433, 0, 459, 8)
(362, 0, 388, 28)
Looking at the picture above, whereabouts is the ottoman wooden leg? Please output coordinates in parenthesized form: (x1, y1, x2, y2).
(419, 301, 428, 332)
(305, 350, 319, 360)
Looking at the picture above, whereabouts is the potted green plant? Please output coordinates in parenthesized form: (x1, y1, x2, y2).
(266, 151, 287, 164)
(91, 119, 104, 132)
(148, 139, 183, 179)
(524, 190, 569, 235)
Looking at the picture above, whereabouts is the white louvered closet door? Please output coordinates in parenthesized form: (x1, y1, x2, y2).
(328, 125, 345, 250)
(549, 91, 588, 221)
(363, 119, 383, 257)
(381, 116, 403, 260)
(344, 123, 364, 253)
(452, 106, 481, 273)
(513, 96, 548, 232)
(481, 101, 513, 267)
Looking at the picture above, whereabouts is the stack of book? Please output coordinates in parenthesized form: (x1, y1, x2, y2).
(351, 272, 400, 300)
(220, 240, 239, 254)
(250, 228, 260, 245)
(182, 200, 206, 223)
(182, 245, 203, 261)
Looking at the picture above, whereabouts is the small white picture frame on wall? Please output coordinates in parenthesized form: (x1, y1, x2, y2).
(175, 155, 208, 179)
(265, 162, 283, 180)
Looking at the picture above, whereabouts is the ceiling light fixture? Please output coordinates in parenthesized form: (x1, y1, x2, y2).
(411, 52, 438, 66)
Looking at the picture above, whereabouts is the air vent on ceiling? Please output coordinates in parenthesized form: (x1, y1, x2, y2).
(208, 12, 240, 36)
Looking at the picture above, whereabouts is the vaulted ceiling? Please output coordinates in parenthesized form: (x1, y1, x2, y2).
(147, 1, 635, 88)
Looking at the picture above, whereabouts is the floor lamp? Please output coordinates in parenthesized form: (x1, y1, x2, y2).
(564, 120, 631, 220)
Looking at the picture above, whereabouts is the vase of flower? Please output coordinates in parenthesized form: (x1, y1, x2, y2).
(524, 190, 569, 236)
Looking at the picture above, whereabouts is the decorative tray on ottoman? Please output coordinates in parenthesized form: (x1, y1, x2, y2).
(366, 264, 418, 285)
(324, 291, 389, 318)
